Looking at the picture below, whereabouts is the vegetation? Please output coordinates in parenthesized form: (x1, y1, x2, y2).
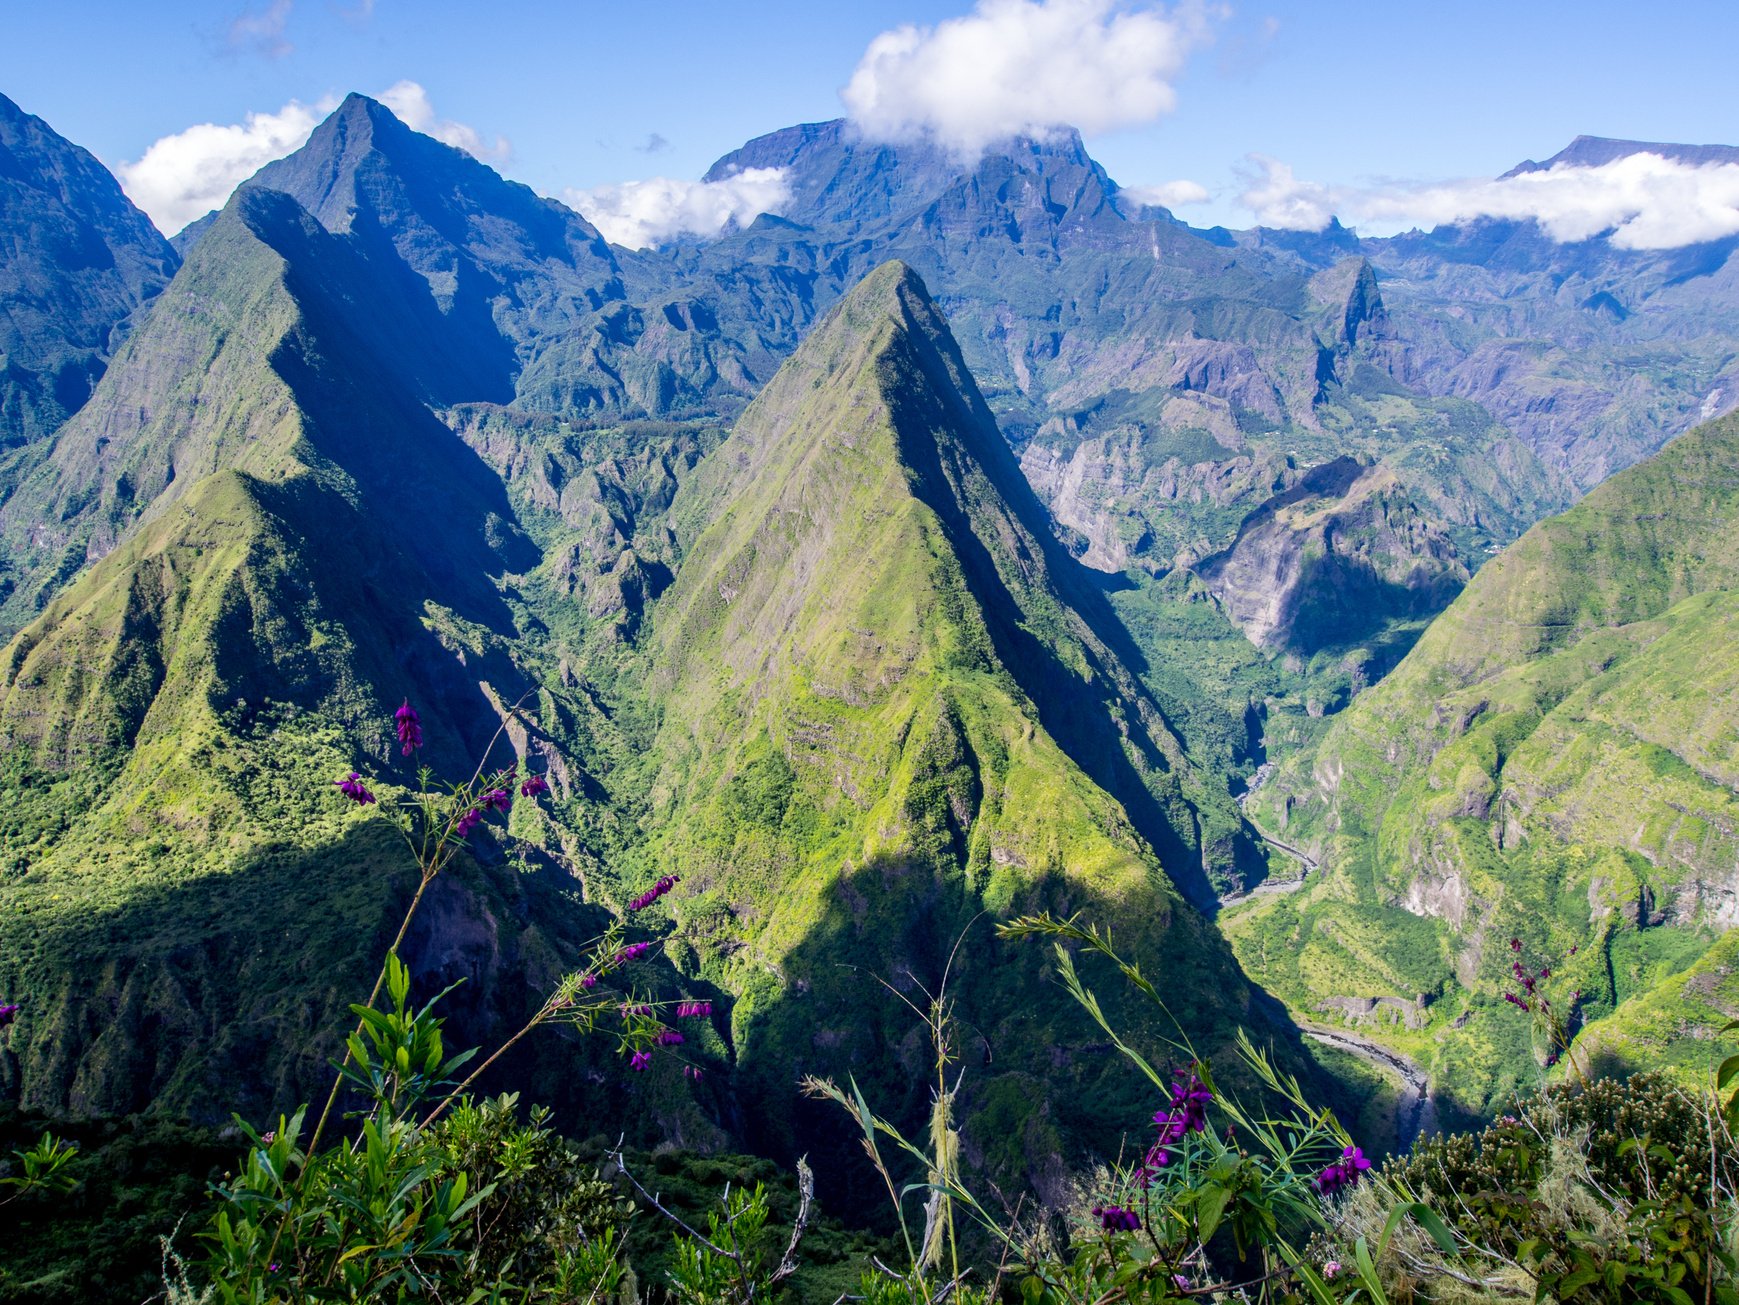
(6, 87, 1739, 1303)
(1231, 411, 1739, 1121)
(13, 728, 1735, 1301)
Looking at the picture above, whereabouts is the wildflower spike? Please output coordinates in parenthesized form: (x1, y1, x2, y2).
(394, 700, 423, 755)
(335, 773, 376, 805)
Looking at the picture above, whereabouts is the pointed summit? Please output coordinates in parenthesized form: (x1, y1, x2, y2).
(245, 91, 614, 270)
(640, 258, 1283, 1191)
(661, 260, 1243, 913)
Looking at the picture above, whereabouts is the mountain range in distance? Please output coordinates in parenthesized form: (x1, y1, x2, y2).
(2, 85, 1738, 1192)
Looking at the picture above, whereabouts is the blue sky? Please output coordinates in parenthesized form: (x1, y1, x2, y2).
(5, 0, 1739, 240)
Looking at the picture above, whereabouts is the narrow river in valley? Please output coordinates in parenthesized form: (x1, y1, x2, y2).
(1218, 821, 1319, 907)
(1304, 1025, 1437, 1151)
(1224, 801, 1433, 1152)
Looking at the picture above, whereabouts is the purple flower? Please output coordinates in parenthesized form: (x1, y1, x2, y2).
(1153, 1110, 1187, 1145)
(1315, 1146, 1372, 1197)
(677, 1000, 713, 1018)
(481, 788, 512, 813)
(454, 807, 483, 838)
(629, 874, 681, 912)
(1169, 1066, 1212, 1134)
(1323, 1261, 1342, 1280)
(580, 974, 598, 989)
(656, 1030, 685, 1046)
(0, 1003, 18, 1031)
(613, 942, 651, 966)
(629, 1050, 652, 1072)
(1090, 1204, 1140, 1233)
(1503, 992, 1530, 1011)
(684, 1064, 704, 1081)
(520, 774, 549, 799)
(1510, 937, 1522, 952)
(335, 772, 376, 805)
(1138, 1142, 1174, 1185)
(619, 1002, 653, 1018)
(394, 700, 423, 755)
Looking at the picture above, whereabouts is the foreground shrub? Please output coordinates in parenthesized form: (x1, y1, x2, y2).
(1321, 1072, 1739, 1304)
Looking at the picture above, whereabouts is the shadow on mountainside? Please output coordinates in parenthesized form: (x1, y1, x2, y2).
(725, 846, 1365, 1228)
(0, 818, 689, 1150)
(879, 283, 1247, 909)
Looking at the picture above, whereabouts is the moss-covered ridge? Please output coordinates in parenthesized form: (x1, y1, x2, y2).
(0, 184, 630, 1127)
(636, 261, 1302, 1199)
(1228, 410, 1739, 1118)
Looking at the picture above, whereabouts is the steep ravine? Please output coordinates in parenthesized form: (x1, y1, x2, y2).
(1305, 1026, 1438, 1152)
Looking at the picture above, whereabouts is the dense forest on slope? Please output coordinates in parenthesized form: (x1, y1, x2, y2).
(4, 91, 1739, 1300)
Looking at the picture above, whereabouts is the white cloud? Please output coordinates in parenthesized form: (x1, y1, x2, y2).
(378, 80, 511, 164)
(117, 83, 508, 236)
(564, 167, 793, 250)
(842, 0, 1218, 159)
(118, 97, 336, 234)
(1122, 179, 1211, 209)
(227, 0, 294, 58)
(1235, 155, 1336, 230)
(1237, 152, 1739, 250)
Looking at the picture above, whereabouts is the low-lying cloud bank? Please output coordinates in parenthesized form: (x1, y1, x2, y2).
(1238, 152, 1739, 249)
(564, 168, 793, 250)
(843, 0, 1218, 159)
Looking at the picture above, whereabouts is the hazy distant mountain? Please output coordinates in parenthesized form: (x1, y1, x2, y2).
(1503, 134, 1739, 174)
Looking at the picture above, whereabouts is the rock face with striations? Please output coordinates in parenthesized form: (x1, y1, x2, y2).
(1194, 456, 1468, 656)
(0, 92, 178, 448)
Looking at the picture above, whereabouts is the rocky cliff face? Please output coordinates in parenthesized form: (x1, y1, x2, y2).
(0, 92, 178, 451)
(1194, 457, 1468, 656)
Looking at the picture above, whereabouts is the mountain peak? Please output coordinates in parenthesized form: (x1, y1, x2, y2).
(703, 118, 1118, 235)
(1503, 134, 1739, 176)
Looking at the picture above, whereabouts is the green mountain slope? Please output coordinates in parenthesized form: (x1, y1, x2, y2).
(629, 259, 1296, 1189)
(0, 174, 1323, 1207)
(1229, 410, 1739, 1117)
(0, 184, 630, 1124)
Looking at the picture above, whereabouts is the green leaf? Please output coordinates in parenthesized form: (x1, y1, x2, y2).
(1196, 1183, 1232, 1244)
(1717, 1054, 1739, 1089)
(1353, 1237, 1390, 1305)
(1557, 1264, 1599, 1295)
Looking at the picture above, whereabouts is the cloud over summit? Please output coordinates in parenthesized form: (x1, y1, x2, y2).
(565, 168, 793, 250)
(842, 0, 1216, 158)
(118, 97, 335, 234)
